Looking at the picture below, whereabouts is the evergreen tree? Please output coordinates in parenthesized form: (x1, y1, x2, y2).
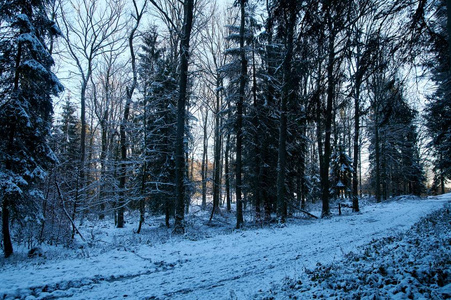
(0, 0, 63, 257)
(47, 98, 80, 242)
(424, 0, 451, 190)
(330, 146, 354, 199)
(273, 0, 299, 222)
(138, 30, 178, 227)
(368, 79, 425, 199)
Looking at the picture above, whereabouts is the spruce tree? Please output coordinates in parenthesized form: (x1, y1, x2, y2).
(368, 79, 425, 199)
(425, 0, 451, 189)
(0, 0, 63, 257)
(138, 30, 177, 227)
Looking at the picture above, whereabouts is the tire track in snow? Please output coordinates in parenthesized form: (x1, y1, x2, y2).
(5, 198, 448, 300)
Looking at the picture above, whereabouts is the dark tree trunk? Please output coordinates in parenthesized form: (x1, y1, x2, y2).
(174, 0, 194, 234)
(225, 132, 231, 212)
(276, 76, 288, 222)
(352, 55, 361, 212)
(98, 90, 109, 220)
(320, 23, 335, 218)
(118, 2, 142, 228)
(136, 161, 146, 234)
(99, 121, 107, 220)
(2, 36, 23, 257)
(375, 121, 381, 202)
(447, 0, 451, 65)
(262, 4, 275, 222)
(79, 79, 87, 219)
(2, 198, 13, 258)
(236, 0, 247, 229)
(117, 97, 130, 228)
(211, 76, 222, 219)
(252, 42, 261, 222)
(298, 126, 307, 210)
(202, 108, 209, 210)
(276, 2, 296, 223)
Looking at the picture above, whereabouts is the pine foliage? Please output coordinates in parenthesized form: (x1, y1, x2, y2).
(0, 0, 63, 256)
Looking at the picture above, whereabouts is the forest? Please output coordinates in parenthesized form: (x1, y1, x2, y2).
(1, 0, 451, 260)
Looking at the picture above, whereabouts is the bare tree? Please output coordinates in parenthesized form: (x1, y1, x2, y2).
(195, 1, 228, 219)
(58, 0, 126, 226)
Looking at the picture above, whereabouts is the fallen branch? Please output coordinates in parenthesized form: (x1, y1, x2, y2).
(288, 202, 319, 219)
(55, 179, 86, 242)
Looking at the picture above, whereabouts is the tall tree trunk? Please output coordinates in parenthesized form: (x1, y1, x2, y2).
(276, 78, 288, 222)
(352, 46, 361, 212)
(99, 117, 108, 220)
(375, 119, 381, 202)
(251, 44, 261, 221)
(2, 198, 13, 258)
(117, 99, 130, 228)
(212, 76, 222, 219)
(299, 125, 307, 210)
(236, 0, 247, 229)
(98, 75, 110, 220)
(276, 3, 296, 223)
(78, 73, 90, 224)
(2, 118, 14, 257)
(2, 42, 22, 257)
(117, 1, 143, 228)
(136, 161, 147, 234)
(174, 0, 194, 234)
(320, 19, 335, 218)
(202, 108, 209, 210)
(447, 0, 451, 65)
(262, 3, 275, 222)
(225, 132, 231, 212)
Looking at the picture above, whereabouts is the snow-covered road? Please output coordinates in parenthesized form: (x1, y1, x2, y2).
(1, 195, 449, 299)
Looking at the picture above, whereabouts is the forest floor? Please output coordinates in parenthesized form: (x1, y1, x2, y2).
(0, 194, 450, 299)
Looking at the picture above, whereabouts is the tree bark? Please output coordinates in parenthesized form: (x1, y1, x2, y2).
(212, 76, 222, 215)
(251, 37, 262, 221)
(375, 117, 381, 202)
(117, 99, 130, 228)
(2, 198, 13, 258)
(225, 132, 231, 212)
(174, 0, 194, 234)
(276, 2, 296, 223)
(321, 18, 335, 218)
(236, 0, 247, 229)
(117, 0, 144, 228)
(352, 43, 361, 212)
(2, 38, 22, 258)
(202, 108, 209, 210)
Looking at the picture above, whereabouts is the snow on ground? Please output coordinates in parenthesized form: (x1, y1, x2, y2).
(257, 194, 451, 300)
(0, 194, 449, 300)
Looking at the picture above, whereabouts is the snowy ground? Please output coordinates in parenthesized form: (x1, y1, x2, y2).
(0, 194, 450, 300)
